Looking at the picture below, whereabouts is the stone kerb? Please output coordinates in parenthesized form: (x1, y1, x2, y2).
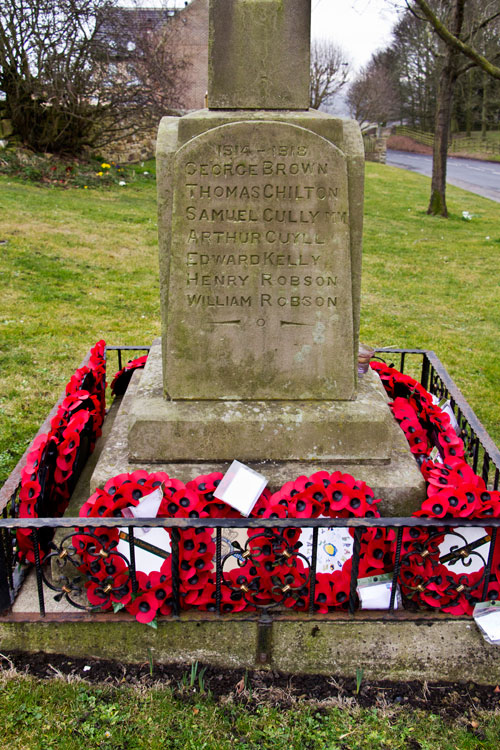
(164, 120, 356, 401)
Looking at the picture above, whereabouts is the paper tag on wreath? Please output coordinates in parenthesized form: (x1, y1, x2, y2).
(300, 524, 353, 574)
(432, 395, 461, 436)
(357, 572, 400, 610)
(213, 460, 268, 517)
(473, 601, 500, 645)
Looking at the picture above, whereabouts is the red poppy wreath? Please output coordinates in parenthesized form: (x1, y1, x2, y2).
(371, 360, 500, 615)
(16, 340, 106, 563)
(75, 468, 396, 622)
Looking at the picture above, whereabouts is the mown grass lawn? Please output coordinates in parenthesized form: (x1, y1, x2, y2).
(1, 673, 500, 750)
(1, 162, 500, 745)
(0, 161, 499, 485)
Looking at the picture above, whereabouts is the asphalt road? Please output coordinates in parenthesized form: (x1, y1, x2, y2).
(386, 149, 500, 203)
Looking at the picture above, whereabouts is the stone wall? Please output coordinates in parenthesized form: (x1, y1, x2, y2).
(363, 134, 388, 163)
(99, 125, 160, 164)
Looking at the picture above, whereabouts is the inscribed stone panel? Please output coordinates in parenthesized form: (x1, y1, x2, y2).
(164, 120, 355, 400)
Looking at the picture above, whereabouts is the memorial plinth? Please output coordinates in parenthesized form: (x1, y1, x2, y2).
(129, 340, 392, 463)
(91, 0, 426, 515)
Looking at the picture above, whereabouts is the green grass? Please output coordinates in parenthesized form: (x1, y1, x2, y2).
(0, 163, 499, 485)
(361, 164, 500, 447)
(1, 164, 500, 745)
(0, 176, 161, 483)
(0, 674, 499, 749)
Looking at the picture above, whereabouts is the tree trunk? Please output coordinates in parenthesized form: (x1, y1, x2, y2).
(465, 72, 472, 138)
(427, 61, 457, 217)
(427, 0, 464, 217)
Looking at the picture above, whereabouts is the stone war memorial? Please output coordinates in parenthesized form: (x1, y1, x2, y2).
(3, 0, 500, 684)
(94, 0, 424, 514)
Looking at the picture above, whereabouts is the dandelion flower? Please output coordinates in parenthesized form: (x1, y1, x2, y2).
(101, 162, 111, 169)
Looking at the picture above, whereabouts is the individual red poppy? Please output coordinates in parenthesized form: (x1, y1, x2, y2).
(185, 581, 217, 610)
(128, 592, 160, 623)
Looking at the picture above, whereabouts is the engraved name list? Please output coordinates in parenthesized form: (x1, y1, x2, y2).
(166, 121, 354, 399)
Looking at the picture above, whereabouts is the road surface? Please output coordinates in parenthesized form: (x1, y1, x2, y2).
(386, 150, 500, 203)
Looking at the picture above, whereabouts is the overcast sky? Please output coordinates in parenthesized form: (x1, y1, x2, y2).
(311, 0, 404, 70)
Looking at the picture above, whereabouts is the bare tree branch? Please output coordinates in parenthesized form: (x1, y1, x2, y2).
(0, 1, 187, 154)
(411, 0, 500, 79)
(309, 39, 350, 110)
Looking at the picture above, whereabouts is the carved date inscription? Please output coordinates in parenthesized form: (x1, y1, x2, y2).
(166, 121, 355, 400)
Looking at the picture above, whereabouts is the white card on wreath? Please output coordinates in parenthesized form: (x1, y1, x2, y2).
(213, 460, 268, 517)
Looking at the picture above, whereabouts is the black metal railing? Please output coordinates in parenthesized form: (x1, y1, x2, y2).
(0, 346, 499, 621)
(1, 515, 499, 619)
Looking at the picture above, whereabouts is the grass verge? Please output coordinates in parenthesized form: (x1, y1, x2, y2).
(0, 672, 499, 750)
(0, 162, 499, 485)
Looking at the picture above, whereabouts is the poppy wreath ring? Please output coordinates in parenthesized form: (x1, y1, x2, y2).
(372, 360, 500, 615)
(76, 469, 390, 622)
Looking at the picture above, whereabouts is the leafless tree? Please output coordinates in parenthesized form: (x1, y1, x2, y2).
(309, 39, 351, 109)
(0, 0, 187, 154)
(347, 55, 400, 129)
(411, 0, 500, 80)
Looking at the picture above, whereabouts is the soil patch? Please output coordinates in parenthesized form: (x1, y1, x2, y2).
(1, 650, 500, 718)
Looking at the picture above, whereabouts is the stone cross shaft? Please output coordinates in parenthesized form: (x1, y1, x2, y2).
(208, 0, 311, 110)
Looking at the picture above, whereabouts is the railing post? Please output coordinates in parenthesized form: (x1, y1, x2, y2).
(256, 611, 273, 665)
(389, 527, 404, 611)
(308, 526, 318, 614)
(215, 527, 222, 614)
(32, 528, 46, 617)
(482, 527, 498, 601)
(170, 527, 181, 616)
(421, 355, 430, 391)
(128, 527, 138, 595)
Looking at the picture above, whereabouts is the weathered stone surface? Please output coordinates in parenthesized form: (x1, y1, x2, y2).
(208, 0, 310, 110)
(270, 615, 500, 682)
(176, 108, 345, 145)
(91, 359, 426, 516)
(0, 616, 258, 671)
(164, 119, 356, 400)
(131, 339, 391, 462)
(2, 612, 499, 683)
(158, 110, 364, 396)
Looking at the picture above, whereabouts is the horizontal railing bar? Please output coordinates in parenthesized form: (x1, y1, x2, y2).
(3, 516, 500, 530)
(375, 347, 430, 355)
(104, 346, 151, 352)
